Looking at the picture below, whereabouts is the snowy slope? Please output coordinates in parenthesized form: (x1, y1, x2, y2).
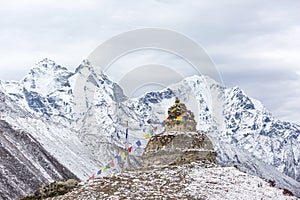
(222, 86, 300, 183)
(0, 91, 78, 200)
(47, 162, 298, 200)
(1, 59, 300, 198)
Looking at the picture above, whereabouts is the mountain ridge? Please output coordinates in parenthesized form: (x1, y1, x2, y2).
(0, 58, 300, 198)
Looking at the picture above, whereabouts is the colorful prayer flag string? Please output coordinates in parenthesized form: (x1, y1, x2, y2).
(89, 121, 166, 180)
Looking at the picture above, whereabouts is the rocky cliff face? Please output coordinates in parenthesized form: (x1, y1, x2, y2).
(0, 119, 78, 200)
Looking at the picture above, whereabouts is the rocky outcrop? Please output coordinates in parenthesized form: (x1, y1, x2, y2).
(22, 179, 79, 200)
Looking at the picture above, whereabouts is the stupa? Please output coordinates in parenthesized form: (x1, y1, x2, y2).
(142, 97, 217, 168)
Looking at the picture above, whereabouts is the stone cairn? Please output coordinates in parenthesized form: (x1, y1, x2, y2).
(142, 97, 217, 168)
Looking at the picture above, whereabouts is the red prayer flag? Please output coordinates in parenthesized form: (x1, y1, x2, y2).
(90, 174, 95, 180)
(110, 160, 114, 168)
(153, 126, 158, 132)
(128, 146, 132, 152)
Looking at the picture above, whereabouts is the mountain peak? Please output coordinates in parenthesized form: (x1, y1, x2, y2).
(37, 57, 55, 65)
(34, 58, 69, 72)
(74, 59, 93, 74)
(20, 59, 73, 96)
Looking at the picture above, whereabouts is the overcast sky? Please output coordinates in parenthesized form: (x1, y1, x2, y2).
(0, 0, 299, 124)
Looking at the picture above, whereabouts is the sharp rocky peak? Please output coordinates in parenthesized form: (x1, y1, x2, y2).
(36, 58, 69, 72)
(18, 59, 74, 96)
(22, 58, 72, 82)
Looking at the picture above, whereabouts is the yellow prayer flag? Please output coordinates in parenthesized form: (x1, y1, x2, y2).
(145, 133, 151, 139)
(121, 152, 126, 159)
(101, 166, 106, 172)
(177, 116, 182, 120)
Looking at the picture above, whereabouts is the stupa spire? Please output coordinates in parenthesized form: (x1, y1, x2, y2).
(164, 97, 196, 132)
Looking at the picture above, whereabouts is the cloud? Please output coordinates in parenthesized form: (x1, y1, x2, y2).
(0, 0, 299, 124)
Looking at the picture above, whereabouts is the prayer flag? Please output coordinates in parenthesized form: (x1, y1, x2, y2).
(91, 174, 95, 179)
(106, 164, 110, 169)
(117, 155, 122, 162)
(150, 130, 154, 136)
(160, 122, 165, 127)
(136, 140, 142, 147)
(97, 170, 101, 175)
(128, 146, 132, 152)
(183, 116, 188, 120)
(145, 133, 151, 139)
(177, 116, 182, 120)
(101, 166, 106, 172)
(110, 160, 114, 167)
(125, 150, 129, 155)
(121, 152, 126, 159)
(153, 126, 158, 132)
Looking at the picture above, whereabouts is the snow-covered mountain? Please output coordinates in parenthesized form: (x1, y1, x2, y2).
(0, 58, 300, 198)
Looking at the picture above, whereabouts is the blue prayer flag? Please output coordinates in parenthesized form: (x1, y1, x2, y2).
(136, 140, 142, 147)
(117, 155, 122, 162)
(97, 170, 101, 175)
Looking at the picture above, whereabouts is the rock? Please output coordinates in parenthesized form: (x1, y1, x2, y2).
(21, 179, 79, 200)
